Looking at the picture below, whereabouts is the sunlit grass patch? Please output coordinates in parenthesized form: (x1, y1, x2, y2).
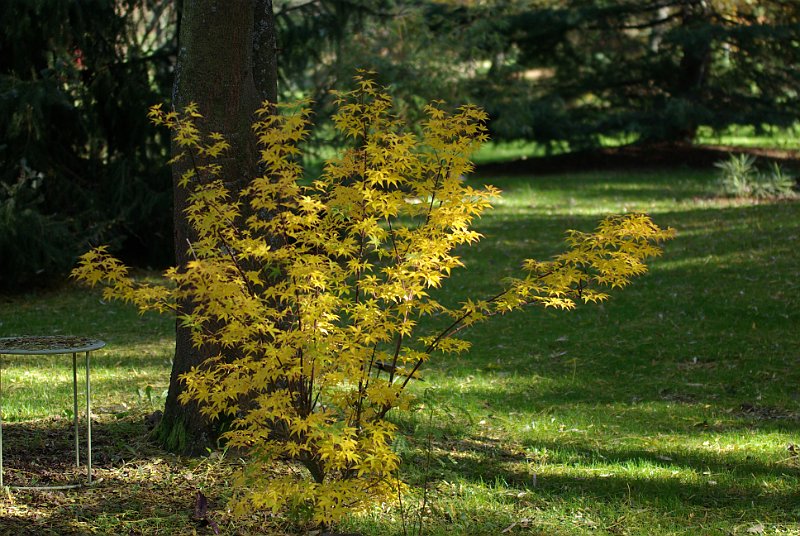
(472, 124, 800, 166)
(0, 271, 175, 420)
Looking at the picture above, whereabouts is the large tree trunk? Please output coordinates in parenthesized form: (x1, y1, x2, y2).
(153, 0, 278, 454)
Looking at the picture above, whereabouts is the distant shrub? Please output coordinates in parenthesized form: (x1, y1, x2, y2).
(715, 153, 797, 199)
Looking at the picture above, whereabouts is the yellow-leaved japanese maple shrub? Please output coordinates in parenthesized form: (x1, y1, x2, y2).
(72, 73, 674, 526)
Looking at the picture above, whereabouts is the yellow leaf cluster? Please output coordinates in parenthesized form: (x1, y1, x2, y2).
(72, 73, 673, 526)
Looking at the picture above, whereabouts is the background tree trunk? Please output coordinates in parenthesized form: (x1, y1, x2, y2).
(153, 0, 278, 454)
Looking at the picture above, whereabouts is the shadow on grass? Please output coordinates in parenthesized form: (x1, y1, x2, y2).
(396, 431, 800, 520)
(470, 200, 800, 261)
(484, 171, 714, 206)
(431, 199, 799, 406)
(0, 415, 218, 536)
(375, 195, 800, 532)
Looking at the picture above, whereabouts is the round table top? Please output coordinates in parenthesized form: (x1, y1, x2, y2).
(0, 336, 106, 355)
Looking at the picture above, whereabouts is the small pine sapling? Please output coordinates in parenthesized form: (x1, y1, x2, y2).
(72, 73, 674, 527)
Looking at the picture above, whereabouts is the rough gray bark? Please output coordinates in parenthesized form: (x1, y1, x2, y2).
(153, 0, 278, 454)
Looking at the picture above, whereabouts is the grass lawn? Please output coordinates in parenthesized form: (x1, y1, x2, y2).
(1, 168, 798, 535)
(472, 123, 800, 164)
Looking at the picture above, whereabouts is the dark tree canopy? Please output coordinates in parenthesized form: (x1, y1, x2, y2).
(449, 0, 800, 146)
(3, 0, 798, 292)
(0, 0, 177, 289)
(269, 0, 800, 148)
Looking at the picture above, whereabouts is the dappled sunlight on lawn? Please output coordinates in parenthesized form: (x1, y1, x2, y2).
(2, 167, 799, 534)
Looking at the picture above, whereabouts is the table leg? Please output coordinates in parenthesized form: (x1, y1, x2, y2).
(86, 351, 92, 484)
(73, 353, 79, 468)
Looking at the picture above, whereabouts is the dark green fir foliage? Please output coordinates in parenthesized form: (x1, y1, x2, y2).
(0, 0, 176, 289)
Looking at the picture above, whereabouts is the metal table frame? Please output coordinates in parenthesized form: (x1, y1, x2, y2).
(0, 336, 105, 490)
